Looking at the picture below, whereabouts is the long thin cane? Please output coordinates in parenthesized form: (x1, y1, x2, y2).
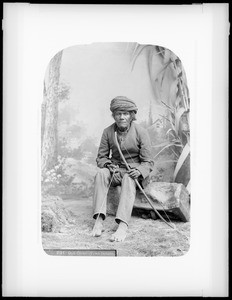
(114, 131, 176, 230)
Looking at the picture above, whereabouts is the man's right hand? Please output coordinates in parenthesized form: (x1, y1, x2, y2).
(106, 163, 119, 173)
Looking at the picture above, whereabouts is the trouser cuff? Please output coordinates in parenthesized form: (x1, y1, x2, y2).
(93, 212, 106, 220)
(115, 217, 129, 227)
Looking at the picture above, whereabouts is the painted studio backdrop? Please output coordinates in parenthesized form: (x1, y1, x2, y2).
(41, 42, 190, 256)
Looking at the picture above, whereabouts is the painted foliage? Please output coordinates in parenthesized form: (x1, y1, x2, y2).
(41, 42, 190, 199)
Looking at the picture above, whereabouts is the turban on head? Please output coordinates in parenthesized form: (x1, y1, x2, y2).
(110, 96, 138, 114)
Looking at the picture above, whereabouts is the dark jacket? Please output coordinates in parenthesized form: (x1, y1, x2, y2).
(96, 122, 154, 179)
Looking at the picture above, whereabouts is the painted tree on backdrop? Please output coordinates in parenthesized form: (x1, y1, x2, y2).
(41, 50, 63, 176)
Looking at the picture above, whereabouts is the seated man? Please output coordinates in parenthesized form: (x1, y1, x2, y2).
(91, 96, 154, 242)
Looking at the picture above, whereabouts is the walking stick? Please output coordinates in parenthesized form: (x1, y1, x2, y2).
(114, 131, 176, 230)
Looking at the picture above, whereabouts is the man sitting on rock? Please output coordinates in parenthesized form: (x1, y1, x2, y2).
(91, 96, 154, 242)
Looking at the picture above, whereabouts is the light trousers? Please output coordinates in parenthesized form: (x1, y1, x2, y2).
(92, 168, 136, 226)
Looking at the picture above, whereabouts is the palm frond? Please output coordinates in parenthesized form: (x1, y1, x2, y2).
(154, 60, 173, 85)
(186, 180, 191, 193)
(175, 106, 186, 133)
(173, 143, 190, 180)
(160, 100, 173, 112)
(170, 147, 180, 158)
(152, 141, 172, 148)
(168, 79, 179, 107)
(153, 143, 183, 160)
(130, 44, 151, 71)
(166, 128, 177, 139)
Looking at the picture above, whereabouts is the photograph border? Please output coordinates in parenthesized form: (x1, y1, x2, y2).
(3, 3, 228, 297)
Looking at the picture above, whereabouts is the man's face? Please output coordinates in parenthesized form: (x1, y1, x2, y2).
(113, 110, 132, 130)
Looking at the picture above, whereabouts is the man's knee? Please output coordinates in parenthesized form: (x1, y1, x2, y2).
(122, 173, 131, 180)
(95, 167, 111, 180)
(122, 173, 136, 186)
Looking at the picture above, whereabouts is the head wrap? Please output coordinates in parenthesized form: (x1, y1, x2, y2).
(110, 96, 138, 114)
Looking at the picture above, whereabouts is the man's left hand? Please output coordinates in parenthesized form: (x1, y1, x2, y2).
(127, 168, 141, 179)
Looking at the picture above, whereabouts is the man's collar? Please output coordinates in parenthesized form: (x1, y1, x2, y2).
(115, 122, 132, 134)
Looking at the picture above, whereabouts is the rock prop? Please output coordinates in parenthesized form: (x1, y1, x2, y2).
(107, 182, 190, 222)
(41, 195, 75, 233)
